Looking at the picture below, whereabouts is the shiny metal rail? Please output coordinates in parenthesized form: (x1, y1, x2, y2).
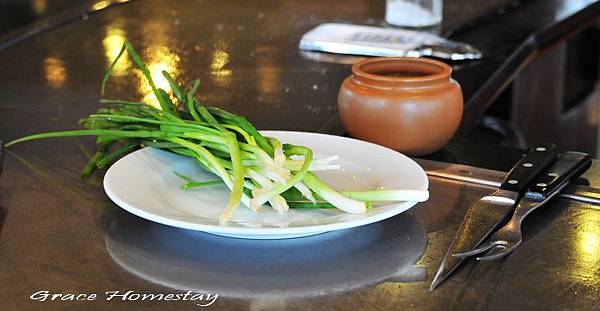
(416, 158, 600, 207)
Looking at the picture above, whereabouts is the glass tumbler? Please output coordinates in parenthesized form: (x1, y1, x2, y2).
(385, 0, 443, 27)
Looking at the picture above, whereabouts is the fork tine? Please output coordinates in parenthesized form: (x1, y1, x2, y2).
(452, 242, 497, 258)
(476, 241, 520, 261)
(476, 245, 509, 261)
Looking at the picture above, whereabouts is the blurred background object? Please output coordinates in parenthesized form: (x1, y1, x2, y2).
(0, 0, 131, 50)
(385, 0, 443, 27)
(0, 0, 88, 34)
(0, 140, 3, 176)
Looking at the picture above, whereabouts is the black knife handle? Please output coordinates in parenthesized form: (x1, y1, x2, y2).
(528, 151, 591, 197)
(500, 144, 557, 193)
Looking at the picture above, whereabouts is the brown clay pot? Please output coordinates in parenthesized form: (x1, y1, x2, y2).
(338, 57, 463, 156)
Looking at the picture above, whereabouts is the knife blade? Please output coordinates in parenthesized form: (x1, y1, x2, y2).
(429, 145, 557, 290)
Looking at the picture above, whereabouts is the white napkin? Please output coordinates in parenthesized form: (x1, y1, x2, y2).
(299, 23, 482, 60)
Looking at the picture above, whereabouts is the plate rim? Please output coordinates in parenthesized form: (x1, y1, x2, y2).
(103, 130, 428, 238)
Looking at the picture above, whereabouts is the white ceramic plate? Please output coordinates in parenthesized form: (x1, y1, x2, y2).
(103, 131, 428, 239)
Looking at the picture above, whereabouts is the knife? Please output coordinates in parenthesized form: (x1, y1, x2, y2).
(453, 151, 592, 260)
(429, 145, 557, 290)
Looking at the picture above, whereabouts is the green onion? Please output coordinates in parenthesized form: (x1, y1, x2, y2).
(5, 41, 428, 224)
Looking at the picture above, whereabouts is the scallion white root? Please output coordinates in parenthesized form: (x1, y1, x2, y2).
(302, 172, 367, 214)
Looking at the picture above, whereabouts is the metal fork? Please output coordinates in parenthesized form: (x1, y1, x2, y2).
(453, 181, 569, 261)
(453, 151, 591, 261)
